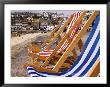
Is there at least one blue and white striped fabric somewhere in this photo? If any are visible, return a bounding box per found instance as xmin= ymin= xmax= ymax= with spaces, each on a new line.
xmin=27 ymin=15 xmax=100 ymax=77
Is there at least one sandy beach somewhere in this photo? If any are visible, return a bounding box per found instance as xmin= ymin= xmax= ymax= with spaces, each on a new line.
xmin=11 ymin=32 xmax=50 ymax=77
xmin=11 ymin=33 xmax=48 ymax=46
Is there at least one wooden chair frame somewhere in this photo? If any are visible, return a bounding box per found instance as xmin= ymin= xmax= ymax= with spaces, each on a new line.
xmin=28 ymin=14 xmax=82 ymax=62
xmin=28 ymin=14 xmax=74 ymax=53
xmin=28 ymin=12 xmax=84 ymax=66
xmin=24 ymin=11 xmax=84 ymax=71
xmin=25 ymin=11 xmax=98 ymax=73
xmin=42 ymin=11 xmax=87 ymax=67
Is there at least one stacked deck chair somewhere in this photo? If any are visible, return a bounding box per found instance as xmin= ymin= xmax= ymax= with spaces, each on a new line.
xmin=27 ymin=17 xmax=64 ymax=53
xmin=42 ymin=17 xmax=66 ymax=49
xmin=24 ymin=11 xmax=86 ymax=71
xmin=26 ymin=11 xmax=100 ymax=77
xmin=49 ymin=17 xmax=68 ymax=48
xmin=27 ymin=14 xmax=74 ymax=58
xmin=27 ymin=12 xmax=82 ymax=64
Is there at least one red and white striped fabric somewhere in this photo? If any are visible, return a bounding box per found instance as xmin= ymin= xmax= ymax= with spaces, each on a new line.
xmin=36 ymin=50 xmax=60 ymax=57
xmin=36 ymin=12 xmax=81 ymax=57
xmin=58 ymin=12 xmax=81 ymax=52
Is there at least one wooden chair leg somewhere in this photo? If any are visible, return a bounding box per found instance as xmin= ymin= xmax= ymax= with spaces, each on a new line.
xmin=72 ymin=49 xmax=78 ymax=60
xmin=78 ymin=39 xmax=83 ymax=52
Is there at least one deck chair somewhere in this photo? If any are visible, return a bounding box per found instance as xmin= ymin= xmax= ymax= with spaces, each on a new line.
xmin=41 ymin=17 xmax=65 ymax=48
xmin=26 ymin=13 xmax=100 ymax=77
xmin=27 ymin=12 xmax=82 ymax=63
xmin=27 ymin=18 xmax=64 ymax=52
xmin=36 ymin=12 xmax=82 ymax=57
xmin=27 ymin=14 xmax=74 ymax=56
xmin=24 ymin=11 xmax=86 ymax=70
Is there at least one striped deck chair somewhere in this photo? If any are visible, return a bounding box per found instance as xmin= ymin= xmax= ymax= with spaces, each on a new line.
xmin=27 ymin=14 xmax=100 ymax=77
xmin=48 ymin=17 xmax=68 ymax=48
xmin=50 ymin=17 xmax=70 ymax=46
xmin=25 ymin=11 xmax=98 ymax=74
xmin=27 ymin=18 xmax=64 ymax=53
xmin=27 ymin=14 xmax=74 ymax=55
xmin=24 ymin=11 xmax=87 ymax=70
xmin=42 ymin=17 xmax=67 ymax=49
xmin=27 ymin=12 xmax=82 ymax=63
xmin=35 ymin=12 xmax=81 ymax=57
xmin=42 ymin=17 xmax=64 ymax=44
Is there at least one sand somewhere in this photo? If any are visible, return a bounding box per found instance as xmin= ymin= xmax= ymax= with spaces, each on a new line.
xmin=11 ymin=32 xmax=50 ymax=77
xmin=11 ymin=33 xmax=47 ymax=46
